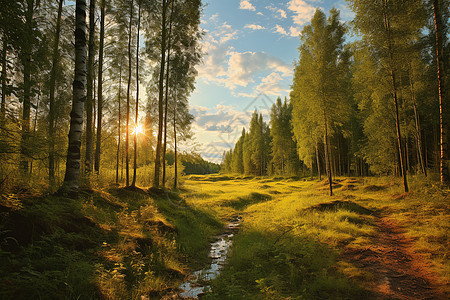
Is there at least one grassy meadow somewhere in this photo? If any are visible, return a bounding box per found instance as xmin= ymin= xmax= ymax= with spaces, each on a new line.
xmin=0 ymin=174 xmax=448 ymax=299
xmin=182 ymin=174 xmax=449 ymax=299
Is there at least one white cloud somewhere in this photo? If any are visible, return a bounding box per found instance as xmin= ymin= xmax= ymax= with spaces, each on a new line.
xmin=265 ymin=6 xmax=287 ymax=19
xmin=225 ymin=51 xmax=292 ymax=89
xmin=274 ymin=24 xmax=303 ymax=38
xmin=245 ymin=24 xmax=266 ymax=30
xmin=288 ymin=0 xmax=316 ymax=26
xmin=197 ymin=20 xmax=239 ymax=86
xmin=275 ymin=24 xmax=289 ymax=36
xmin=278 ymin=9 xmax=287 ymax=18
xmin=256 ymin=72 xmax=290 ymax=95
xmin=195 ymin=104 xmax=250 ymax=131
xmin=237 ymin=92 xmax=258 ymax=98
xmin=257 ymin=12 xmax=264 ymax=16
xmin=216 ymin=22 xmax=239 ymax=43
xmin=289 ymin=26 xmax=302 ymax=37
xmin=209 ymin=13 xmax=219 ymax=22
xmin=240 ymin=0 xmax=256 ymax=11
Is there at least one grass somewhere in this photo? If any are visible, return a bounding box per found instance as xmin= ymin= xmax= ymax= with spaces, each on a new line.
xmin=182 ymin=173 xmax=449 ymax=299
xmin=0 ymin=184 xmax=223 ymax=299
xmin=0 ymin=173 xmax=448 ymax=299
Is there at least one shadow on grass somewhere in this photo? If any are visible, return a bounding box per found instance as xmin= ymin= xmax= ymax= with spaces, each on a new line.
xmin=306 ymin=200 xmax=374 ymax=216
xmin=205 ymin=230 xmax=373 ymax=299
xmin=225 ymin=192 xmax=272 ymax=210
xmin=0 ymin=186 xmax=224 ymax=299
xmin=0 ymin=194 xmax=115 ymax=299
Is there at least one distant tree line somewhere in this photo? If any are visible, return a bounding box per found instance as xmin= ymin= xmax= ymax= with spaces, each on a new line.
xmin=165 ymin=151 xmax=220 ymax=175
xmin=0 ymin=0 xmax=203 ymax=197
xmin=222 ymin=98 xmax=302 ymax=177
xmin=223 ymin=1 xmax=449 ymax=195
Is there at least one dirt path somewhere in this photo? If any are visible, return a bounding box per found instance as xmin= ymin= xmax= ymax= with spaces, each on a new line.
xmin=342 ymin=210 xmax=445 ymax=300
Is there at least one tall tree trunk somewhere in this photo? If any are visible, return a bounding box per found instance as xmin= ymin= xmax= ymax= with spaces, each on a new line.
xmin=409 ymin=65 xmax=427 ymax=176
xmin=382 ymin=0 xmax=408 ymax=192
xmin=84 ymin=0 xmax=95 ymax=176
xmin=162 ymin=0 xmax=174 ymax=188
xmin=30 ymin=88 xmax=39 ymax=176
xmin=94 ymin=0 xmax=105 ymax=174
xmin=131 ymin=2 xmax=140 ymax=187
xmin=1 ymin=38 xmax=6 ymax=123
xmin=406 ymin=137 xmax=410 ymax=173
xmin=125 ymin=0 xmax=134 ymax=186
xmin=153 ymin=0 xmax=168 ymax=188
xmin=324 ymin=116 xmax=333 ymax=196
xmin=59 ymin=0 xmax=87 ymax=198
xmin=116 ymin=62 xmax=122 ymax=185
xmin=433 ymin=0 xmax=448 ymax=184
xmin=173 ymin=89 xmax=177 ymax=189
xmin=315 ymin=142 xmax=321 ymax=180
xmin=49 ymin=0 xmax=64 ymax=186
xmin=21 ymin=0 xmax=35 ymax=175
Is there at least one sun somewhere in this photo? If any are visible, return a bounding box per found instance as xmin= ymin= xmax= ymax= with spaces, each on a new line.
xmin=132 ymin=123 xmax=144 ymax=135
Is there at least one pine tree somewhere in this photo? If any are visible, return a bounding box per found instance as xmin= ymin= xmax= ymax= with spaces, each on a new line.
xmin=94 ymin=0 xmax=106 ymax=174
xmin=48 ymin=0 xmax=64 ymax=185
xmin=84 ymin=0 xmax=96 ymax=176
xmin=349 ymin=0 xmax=428 ymax=191
xmin=270 ymin=97 xmax=300 ymax=175
xmin=291 ymin=8 xmax=349 ymax=196
xmin=432 ymin=0 xmax=448 ymax=183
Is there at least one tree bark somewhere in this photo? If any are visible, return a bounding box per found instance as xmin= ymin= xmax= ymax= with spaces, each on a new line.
xmin=30 ymin=87 xmax=40 ymax=176
xmin=315 ymin=142 xmax=321 ymax=180
xmin=324 ymin=116 xmax=333 ymax=196
xmin=162 ymin=0 xmax=174 ymax=188
xmin=116 ymin=62 xmax=122 ymax=185
xmin=153 ymin=0 xmax=168 ymax=188
xmin=173 ymin=89 xmax=177 ymax=189
xmin=1 ymin=37 xmax=6 ymax=123
xmin=49 ymin=0 xmax=64 ymax=185
xmin=409 ymin=65 xmax=427 ymax=176
xmin=126 ymin=0 xmax=134 ymax=186
xmin=60 ymin=0 xmax=87 ymax=198
xmin=84 ymin=0 xmax=95 ymax=176
xmin=94 ymin=0 xmax=105 ymax=174
xmin=433 ymin=0 xmax=448 ymax=184
xmin=382 ymin=0 xmax=408 ymax=192
xmin=131 ymin=2 xmax=140 ymax=187
xmin=20 ymin=0 xmax=35 ymax=175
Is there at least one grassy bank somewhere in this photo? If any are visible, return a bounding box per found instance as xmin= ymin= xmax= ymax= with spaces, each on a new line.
xmin=0 ymin=186 xmax=222 ymax=299
xmin=182 ymin=174 xmax=449 ymax=299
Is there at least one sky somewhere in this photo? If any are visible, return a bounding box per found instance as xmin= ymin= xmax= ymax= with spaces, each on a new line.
xmin=189 ymin=0 xmax=355 ymax=163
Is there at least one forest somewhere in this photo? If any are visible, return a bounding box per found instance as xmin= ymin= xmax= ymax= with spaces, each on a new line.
xmin=0 ymin=0 xmax=449 ymax=299
xmin=0 ymin=0 xmax=207 ymax=195
xmin=222 ymin=2 xmax=449 ymax=196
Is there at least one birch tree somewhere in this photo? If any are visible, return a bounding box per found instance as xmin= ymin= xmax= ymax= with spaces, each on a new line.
xmin=59 ymin=0 xmax=87 ymax=197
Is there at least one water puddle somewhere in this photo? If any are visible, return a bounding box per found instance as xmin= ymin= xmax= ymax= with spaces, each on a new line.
xmin=179 ymin=216 xmax=241 ymax=298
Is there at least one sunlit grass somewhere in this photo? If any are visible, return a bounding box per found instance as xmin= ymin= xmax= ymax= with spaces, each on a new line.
xmin=182 ymin=173 xmax=449 ymax=298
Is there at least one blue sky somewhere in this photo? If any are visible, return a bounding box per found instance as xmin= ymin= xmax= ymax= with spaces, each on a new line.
xmin=189 ymin=0 xmax=355 ymax=163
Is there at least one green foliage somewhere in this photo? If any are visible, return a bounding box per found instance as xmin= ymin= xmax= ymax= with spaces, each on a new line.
xmin=269 ymin=97 xmax=301 ymax=176
xmin=222 ymin=111 xmax=271 ymax=176
xmin=206 ymin=230 xmax=367 ymax=300
xmin=290 ymin=8 xmax=352 ymax=180
xmin=166 ymin=150 xmax=220 ymax=175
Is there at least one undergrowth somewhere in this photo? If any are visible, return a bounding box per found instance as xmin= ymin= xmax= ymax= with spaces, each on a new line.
xmin=0 ymin=185 xmax=222 ymax=299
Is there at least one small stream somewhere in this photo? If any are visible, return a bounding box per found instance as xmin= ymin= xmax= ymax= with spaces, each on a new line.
xmin=179 ymin=216 xmax=241 ymax=298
